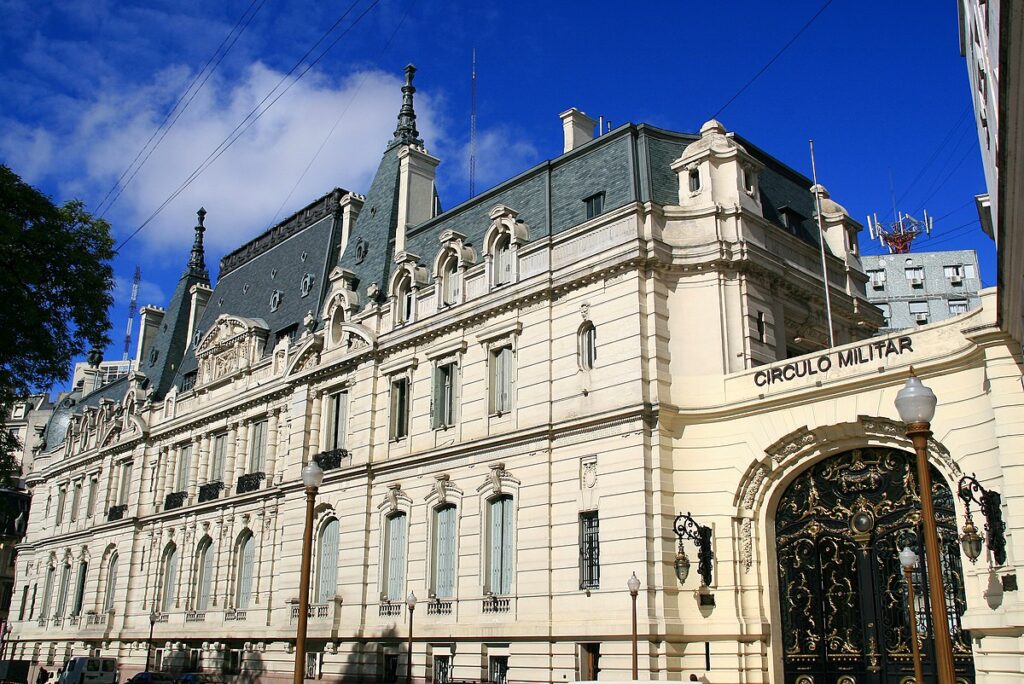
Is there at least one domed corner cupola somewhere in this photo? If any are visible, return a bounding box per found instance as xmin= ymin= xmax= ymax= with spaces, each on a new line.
xmin=670 ymin=118 xmax=764 ymax=216
xmin=811 ymin=183 xmax=860 ymax=262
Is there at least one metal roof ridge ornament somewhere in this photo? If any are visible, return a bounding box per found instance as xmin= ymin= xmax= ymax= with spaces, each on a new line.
xmin=390 ymin=64 xmax=424 ymax=149
xmin=186 ymin=207 xmax=210 ymax=281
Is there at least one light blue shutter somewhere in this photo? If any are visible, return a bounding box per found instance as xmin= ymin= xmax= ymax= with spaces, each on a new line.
xmin=42 ymin=568 xmax=54 ymax=618
xmin=162 ymin=548 xmax=178 ymax=611
xmin=72 ymin=562 xmax=87 ymax=615
xmin=431 ymin=368 xmax=443 ymax=429
xmin=56 ymin=565 xmax=70 ymax=617
xmin=387 ymin=514 xmax=407 ymax=600
xmin=177 ymin=446 xmax=191 ymax=491
xmin=500 ymin=497 xmax=514 ymax=594
xmin=237 ymin=535 xmax=255 ymax=608
xmin=498 ymin=348 xmax=512 ymax=412
xmin=489 ymin=499 xmax=503 ymax=593
xmin=103 ymin=554 xmax=118 ymax=611
xmin=435 ymin=506 xmax=456 ymax=598
xmin=333 ymin=393 xmax=348 ymax=450
xmin=250 ymin=422 xmax=266 ymax=472
xmin=197 ymin=542 xmax=213 ymax=610
xmin=316 ymin=520 xmax=339 ymax=603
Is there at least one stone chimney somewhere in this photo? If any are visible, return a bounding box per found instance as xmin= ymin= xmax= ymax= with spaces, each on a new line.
xmin=559 ymin=108 xmax=596 ymax=153
xmin=136 ymin=306 xmax=165 ymax=362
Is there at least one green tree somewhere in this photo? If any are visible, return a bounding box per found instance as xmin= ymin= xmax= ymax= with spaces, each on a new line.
xmin=0 ymin=164 xmax=115 ymax=484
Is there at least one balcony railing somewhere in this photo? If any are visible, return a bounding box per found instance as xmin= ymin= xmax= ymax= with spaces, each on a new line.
xmin=107 ymin=504 xmax=128 ymax=522
xmin=224 ymin=608 xmax=247 ymax=621
xmin=68 ymin=615 xmax=80 ymax=626
xmin=236 ymin=472 xmax=265 ymax=495
xmin=85 ymin=611 xmax=111 ymax=627
xmin=289 ymin=603 xmax=331 ymax=623
xmin=314 ymin=448 xmax=349 ymax=472
xmin=378 ymin=602 xmax=402 ymax=617
xmin=156 ymin=613 xmax=169 ymax=623
xmin=426 ymin=600 xmax=453 ymax=616
xmin=198 ymin=481 xmax=224 ymax=503
xmin=164 ymin=491 xmax=187 ymax=510
xmin=184 ymin=611 xmax=206 ymax=623
xmin=481 ymin=596 xmax=511 ymax=614
xmin=36 ymin=617 xmax=47 ymax=627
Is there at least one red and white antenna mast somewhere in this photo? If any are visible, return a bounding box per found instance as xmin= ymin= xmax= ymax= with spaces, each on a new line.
xmin=866 ymin=211 xmax=934 ymax=254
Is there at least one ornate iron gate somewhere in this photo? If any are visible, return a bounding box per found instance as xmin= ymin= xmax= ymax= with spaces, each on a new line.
xmin=775 ymin=448 xmax=975 ymax=684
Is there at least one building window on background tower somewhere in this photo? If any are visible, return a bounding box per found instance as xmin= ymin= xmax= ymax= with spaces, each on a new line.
xmin=904 ymin=266 xmax=924 ymax=284
xmin=944 ymin=264 xmax=965 ymax=281
xmin=578 ymin=323 xmax=597 ymax=370
xmin=432 ymin=363 xmax=456 ymax=429
xmin=949 ymin=299 xmax=969 ymax=315
xmin=383 ymin=512 xmax=407 ymax=601
xmin=909 ymin=301 xmax=929 ymax=324
xmin=489 ymin=345 xmax=514 ymax=415
xmin=389 ymin=377 xmax=410 ymax=441
xmin=487 ymin=495 xmax=514 ymax=595
xmin=579 ymin=511 xmax=600 ymax=590
xmin=868 ymin=269 xmax=886 ymax=288
xmin=584 ymin=192 xmax=605 ymax=220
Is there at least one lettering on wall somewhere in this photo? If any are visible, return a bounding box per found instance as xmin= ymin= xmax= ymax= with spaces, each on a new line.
xmin=754 ymin=336 xmax=913 ymax=388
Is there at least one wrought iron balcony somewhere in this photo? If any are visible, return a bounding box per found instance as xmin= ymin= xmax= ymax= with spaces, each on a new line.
xmin=314 ymin=448 xmax=349 ymax=472
xmin=426 ymin=600 xmax=453 ymax=616
xmin=198 ymin=481 xmax=224 ymax=503
xmin=164 ymin=491 xmax=187 ymax=510
xmin=236 ymin=472 xmax=265 ymax=494
xmin=481 ymin=596 xmax=510 ymax=614
xmin=107 ymin=504 xmax=128 ymax=522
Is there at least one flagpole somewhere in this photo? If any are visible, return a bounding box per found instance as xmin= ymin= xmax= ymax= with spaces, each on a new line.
xmin=809 ymin=139 xmax=836 ymax=348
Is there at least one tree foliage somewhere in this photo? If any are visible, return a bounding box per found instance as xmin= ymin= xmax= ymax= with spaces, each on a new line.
xmin=0 ymin=164 xmax=115 ymax=480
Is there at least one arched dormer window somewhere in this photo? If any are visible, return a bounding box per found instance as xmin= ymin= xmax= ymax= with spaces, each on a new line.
xmin=578 ymin=322 xmax=597 ymax=370
xmin=234 ymin=532 xmax=255 ymax=609
xmin=440 ymin=252 xmax=460 ymax=306
xmin=394 ymin=273 xmax=414 ymax=325
xmin=492 ymin=234 xmax=512 ymax=287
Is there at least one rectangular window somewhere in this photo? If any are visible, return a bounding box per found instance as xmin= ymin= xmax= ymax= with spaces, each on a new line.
xmin=249 ymin=420 xmax=267 ymax=473
xmin=432 ymin=363 xmax=456 ymax=429
xmin=489 ymin=656 xmax=509 ymax=684
xmin=909 ymin=300 xmax=929 ymax=324
xmin=180 ymin=372 xmax=196 ymax=392
xmin=688 ymin=168 xmax=701 ymax=193
xmin=965 ymin=263 xmax=977 ymax=280
xmin=949 ymin=299 xmax=969 ymax=315
xmin=326 ymin=391 xmax=348 ymax=451
xmin=868 ymin=269 xmax=886 ymax=287
xmin=390 ymin=378 xmax=410 ymax=441
xmin=904 ymin=266 xmax=924 ymax=281
xmin=488 ymin=496 xmax=514 ymax=595
xmin=55 ymin=488 xmax=66 ymax=523
xmin=755 ymin=311 xmax=766 ymax=343
xmin=305 ymin=652 xmax=323 ymax=680
xmin=579 ymin=511 xmax=600 ymax=590
xmin=211 ymin=433 xmax=228 ymax=481
xmin=384 ymin=513 xmax=408 ymax=600
xmin=489 ymin=346 xmax=514 ymax=415
xmin=18 ymin=585 xmax=28 ymax=620
xmin=176 ymin=445 xmax=192 ymax=491
xmin=433 ymin=656 xmax=452 ymax=684
xmin=224 ymin=649 xmax=243 ymax=676
xmin=384 ymin=654 xmax=399 ymax=684
xmin=86 ymin=479 xmax=97 ymax=517
xmin=118 ymin=463 xmax=132 ymax=505
xmin=28 ymin=584 xmax=36 ymax=619
xmin=71 ymin=564 xmax=87 ymax=616
xmin=944 ymin=264 xmax=964 ymax=279
xmin=584 ymin=193 xmax=605 ymax=220
xmin=70 ymin=482 xmax=81 ymax=522
xmin=432 ymin=505 xmax=457 ymax=598
xmin=578 ymin=644 xmax=600 ymax=681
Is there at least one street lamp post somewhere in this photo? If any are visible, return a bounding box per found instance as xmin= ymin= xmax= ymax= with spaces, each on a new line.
xmin=406 ymin=591 xmax=417 ymax=684
xmin=899 ymin=547 xmax=925 ymax=684
xmin=627 ymin=573 xmax=640 ymax=679
xmin=895 ymin=372 xmax=956 ymax=684
xmin=293 ymin=461 xmax=325 ymax=684
xmin=145 ymin=610 xmax=159 ymax=672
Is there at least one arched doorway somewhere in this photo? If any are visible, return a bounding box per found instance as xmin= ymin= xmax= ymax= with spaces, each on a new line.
xmin=775 ymin=447 xmax=975 ymax=683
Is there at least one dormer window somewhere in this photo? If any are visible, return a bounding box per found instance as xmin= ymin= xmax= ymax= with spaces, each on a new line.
xmin=270 ymin=289 xmax=283 ymax=312
xmin=493 ymin=235 xmax=512 ymax=287
xmin=300 ymin=273 xmax=315 ymax=298
xmin=584 ymin=193 xmax=605 ymax=220
xmin=440 ymin=254 xmax=460 ymax=306
xmin=688 ymin=168 xmax=701 ymax=193
xmin=394 ymin=274 xmax=414 ymax=325
xmin=742 ymin=166 xmax=756 ymax=195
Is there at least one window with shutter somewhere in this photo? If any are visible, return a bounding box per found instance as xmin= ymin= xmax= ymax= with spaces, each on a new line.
xmin=161 ymin=546 xmax=178 ymax=612
xmin=432 ymin=364 xmax=456 ymax=429
xmin=55 ymin=564 xmax=70 ymax=617
xmin=390 ymin=378 xmax=409 ymax=440
xmin=433 ymin=505 xmax=456 ymax=598
xmin=488 ymin=496 xmax=513 ymax=595
xmin=70 ymin=483 xmax=81 ymax=522
xmin=442 ymin=256 xmax=460 ymax=306
xmin=489 ymin=346 xmax=514 ymax=414
xmin=235 ymin=534 xmax=255 ymax=608
xmin=103 ymin=554 xmax=118 ymax=612
xmin=249 ymin=421 xmax=267 ymax=472
xmin=177 ymin=445 xmax=192 ymax=491
xmin=211 ymin=434 xmax=227 ymax=480
xmin=71 ymin=562 xmax=87 ymax=616
xmin=385 ymin=513 xmax=407 ymax=600
xmin=55 ymin=489 xmax=65 ymax=523
xmin=493 ymin=236 xmax=512 ymax=286
xmin=41 ymin=567 xmax=54 ymax=618
xmin=86 ymin=479 xmax=97 ymax=517
xmin=327 ymin=392 xmax=348 ymax=450
xmin=118 ymin=463 xmax=132 ymax=505
xmin=196 ymin=540 xmax=214 ymax=610
xmin=316 ymin=519 xmax=340 ymax=603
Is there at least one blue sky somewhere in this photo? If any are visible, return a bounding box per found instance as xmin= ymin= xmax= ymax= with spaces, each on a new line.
xmin=0 ymin=0 xmax=991 ymax=381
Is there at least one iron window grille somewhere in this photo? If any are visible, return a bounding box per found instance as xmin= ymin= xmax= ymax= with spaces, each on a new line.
xmin=579 ymin=511 xmax=600 ymax=589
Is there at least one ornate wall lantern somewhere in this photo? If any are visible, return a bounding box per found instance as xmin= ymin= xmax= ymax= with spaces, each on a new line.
xmin=957 ymin=473 xmax=1006 ymax=565
xmin=673 ymin=511 xmax=713 ymax=586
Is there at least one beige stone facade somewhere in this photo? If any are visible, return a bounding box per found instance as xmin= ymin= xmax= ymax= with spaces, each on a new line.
xmin=10 ymin=78 xmax=1024 ymax=684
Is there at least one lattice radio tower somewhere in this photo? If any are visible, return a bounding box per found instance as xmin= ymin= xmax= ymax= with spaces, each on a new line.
xmin=123 ymin=265 xmax=141 ymax=360
xmin=866 ymin=211 xmax=933 ymax=254
xmin=469 ymin=48 xmax=477 ymax=197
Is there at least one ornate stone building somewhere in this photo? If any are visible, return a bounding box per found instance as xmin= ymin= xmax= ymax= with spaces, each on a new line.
xmin=10 ymin=67 xmax=1024 ymax=683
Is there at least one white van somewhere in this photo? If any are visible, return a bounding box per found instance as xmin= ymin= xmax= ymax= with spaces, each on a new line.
xmin=57 ymin=658 xmax=118 ymax=684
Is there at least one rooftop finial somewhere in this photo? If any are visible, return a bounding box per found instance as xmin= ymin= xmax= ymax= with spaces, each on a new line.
xmin=186 ymin=207 xmax=210 ymax=281
xmin=391 ymin=64 xmax=423 ymax=148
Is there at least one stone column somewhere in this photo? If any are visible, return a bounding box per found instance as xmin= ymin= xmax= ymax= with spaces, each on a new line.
xmin=265 ymin=409 xmax=280 ymax=484
xmin=235 ymin=422 xmax=250 ymax=482
xmin=167 ymin=446 xmax=180 ymax=496
xmin=223 ymin=423 xmax=238 ymax=489
xmin=309 ymin=391 xmax=323 ymax=458
xmin=189 ymin=436 xmax=202 ymax=496
xmin=197 ymin=434 xmax=211 ymax=486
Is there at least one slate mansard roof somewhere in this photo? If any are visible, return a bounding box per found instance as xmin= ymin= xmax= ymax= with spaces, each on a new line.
xmin=40 ymin=71 xmax=837 ymax=449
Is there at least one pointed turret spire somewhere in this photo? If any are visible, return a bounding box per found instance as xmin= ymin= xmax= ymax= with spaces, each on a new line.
xmin=390 ymin=64 xmax=423 ymax=149
xmin=186 ymin=207 xmax=210 ymax=281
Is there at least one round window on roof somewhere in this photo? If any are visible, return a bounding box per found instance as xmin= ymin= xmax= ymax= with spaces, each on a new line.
xmin=300 ymin=273 xmax=315 ymax=298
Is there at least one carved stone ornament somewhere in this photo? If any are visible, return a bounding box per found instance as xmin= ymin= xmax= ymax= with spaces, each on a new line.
xmin=740 ymin=518 xmax=753 ymax=573
xmin=580 ymin=303 xmax=590 ymax=321
xmin=433 ymin=474 xmax=450 ymax=504
xmin=489 ymin=463 xmax=506 ymax=494
xmin=387 ymin=483 xmax=402 ymax=513
xmin=581 ymin=458 xmax=597 ymax=489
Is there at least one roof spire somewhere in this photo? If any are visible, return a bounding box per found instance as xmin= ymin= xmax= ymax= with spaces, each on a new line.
xmin=390 ymin=64 xmax=423 ymax=148
xmin=186 ymin=207 xmax=210 ymax=281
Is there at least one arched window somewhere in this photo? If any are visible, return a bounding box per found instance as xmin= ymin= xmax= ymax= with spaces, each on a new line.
xmin=315 ymin=519 xmax=340 ymax=604
xmin=194 ymin=538 xmax=214 ymax=611
xmin=234 ymin=533 xmax=255 ymax=609
xmin=432 ymin=505 xmax=457 ymax=598
xmin=160 ymin=544 xmax=179 ymax=612
xmin=578 ymin=322 xmax=597 ymax=370
xmin=487 ymin=495 xmax=514 ymax=595
xmin=492 ymin=235 xmax=512 ymax=286
xmin=41 ymin=566 xmax=55 ymax=619
xmin=55 ymin=562 xmax=71 ymax=618
xmin=688 ymin=167 xmax=701 ymax=193
xmin=383 ymin=512 xmax=407 ymax=601
xmin=102 ymin=553 xmax=118 ymax=612
xmin=440 ymin=254 xmax=460 ymax=306
xmin=71 ymin=561 xmax=87 ymax=617
xmin=394 ymin=274 xmax=414 ymax=324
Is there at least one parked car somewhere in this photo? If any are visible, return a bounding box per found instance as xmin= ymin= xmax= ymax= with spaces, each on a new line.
xmin=175 ymin=674 xmax=225 ymax=684
xmin=124 ymin=673 xmax=174 ymax=684
xmin=57 ymin=658 xmax=118 ymax=684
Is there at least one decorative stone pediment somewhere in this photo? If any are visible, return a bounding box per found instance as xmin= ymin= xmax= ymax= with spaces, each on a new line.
xmin=434 ymin=230 xmax=477 ymax=274
xmin=485 ymin=205 xmax=529 ymax=250
xmin=286 ymin=334 xmax=324 ymax=376
xmin=194 ymin=315 xmax=269 ymax=387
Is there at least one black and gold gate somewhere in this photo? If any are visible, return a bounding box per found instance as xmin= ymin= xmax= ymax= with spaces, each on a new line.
xmin=775 ymin=448 xmax=975 ymax=684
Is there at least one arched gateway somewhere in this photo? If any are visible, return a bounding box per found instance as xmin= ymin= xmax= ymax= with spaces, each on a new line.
xmin=775 ymin=448 xmax=975 ymax=683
